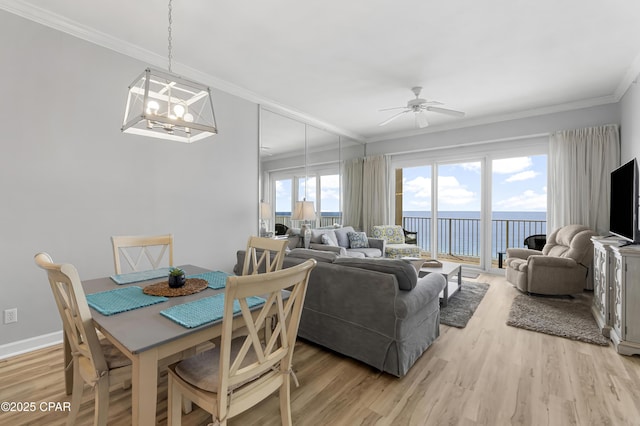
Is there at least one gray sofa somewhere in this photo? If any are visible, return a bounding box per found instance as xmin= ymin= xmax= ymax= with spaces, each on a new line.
xmin=285 ymin=226 xmax=385 ymax=258
xmin=234 ymin=248 xmax=446 ymax=377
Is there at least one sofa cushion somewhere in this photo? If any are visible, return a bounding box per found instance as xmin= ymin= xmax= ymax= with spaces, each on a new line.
xmin=321 ymin=233 xmax=338 ymax=246
xmin=372 ymin=225 xmax=406 ymax=244
xmin=310 ymin=229 xmax=338 ymax=245
xmin=334 ymin=226 xmax=356 ymax=248
xmin=347 ymin=231 xmax=369 ymax=248
xmin=385 ymin=244 xmax=421 ymax=259
xmin=348 ymin=248 xmax=382 ymax=258
xmin=333 ymin=257 xmax=418 ymax=291
xmin=287 ymin=248 xmax=338 ymax=263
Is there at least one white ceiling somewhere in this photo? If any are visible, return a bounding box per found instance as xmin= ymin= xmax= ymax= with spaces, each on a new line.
xmin=4 ymin=0 xmax=640 ymax=142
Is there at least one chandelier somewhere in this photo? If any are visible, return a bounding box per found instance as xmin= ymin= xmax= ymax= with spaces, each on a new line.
xmin=121 ymin=0 xmax=217 ymax=143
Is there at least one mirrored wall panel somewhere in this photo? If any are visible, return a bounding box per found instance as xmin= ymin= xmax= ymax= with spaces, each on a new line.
xmin=259 ymin=107 xmax=365 ymax=235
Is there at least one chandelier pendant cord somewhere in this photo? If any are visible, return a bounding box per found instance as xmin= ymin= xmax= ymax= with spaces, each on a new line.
xmin=167 ymin=0 xmax=173 ymax=73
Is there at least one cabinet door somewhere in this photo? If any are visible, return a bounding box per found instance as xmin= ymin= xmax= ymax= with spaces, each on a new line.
xmin=625 ymin=256 xmax=640 ymax=343
xmin=613 ymin=255 xmax=624 ymax=338
xmin=593 ymin=246 xmax=607 ymax=320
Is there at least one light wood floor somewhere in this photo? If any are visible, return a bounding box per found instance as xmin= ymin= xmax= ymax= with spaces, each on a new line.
xmin=2 ymin=274 xmax=640 ymax=425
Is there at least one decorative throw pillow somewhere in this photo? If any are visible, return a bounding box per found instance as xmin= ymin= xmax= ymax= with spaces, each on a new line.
xmin=321 ymin=233 xmax=338 ymax=246
xmin=347 ymin=231 xmax=369 ymax=248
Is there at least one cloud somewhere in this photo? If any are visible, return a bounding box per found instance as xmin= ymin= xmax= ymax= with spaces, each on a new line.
xmin=438 ymin=176 xmax=476 ymax=206
xmin=275 ymin=180 xmax=289 ymax=196
xmin=403 ymin=176 xmax=431 ymax=199
xmin=321 ymin=174 xmax=340 ymax=189
xmin=403 ymin=175 xmax=477 ymax=209
xmin=505 ymin=170 xmax=539 ymax=182
xmin=494 ymin=189 xmax=547 ymax=211
xmin=460 ymin=162 xmax=481 ymax=173
xmin=493 ymin=157 xmax=533 ymax=174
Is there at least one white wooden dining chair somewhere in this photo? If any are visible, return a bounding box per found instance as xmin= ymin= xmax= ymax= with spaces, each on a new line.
xmin=111 ymin=234 xmax=174 ymax=274
xmin=167 ymin=258 xmax=317 ymax=426
xmin=241 ymin=236 xmax=289 ymax=276
xmin=34 ymin=252 xmax=131 ymax=426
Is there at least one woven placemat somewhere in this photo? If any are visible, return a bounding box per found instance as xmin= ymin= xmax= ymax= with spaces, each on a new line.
xmin=143 ymin=278 xmax=208 ymax=297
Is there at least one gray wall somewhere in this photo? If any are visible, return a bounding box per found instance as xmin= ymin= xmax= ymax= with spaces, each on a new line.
xmin=620 ymin=81 xmax=640 ymax=162
xmin=0 ymin=11 xmax=258 ymax=349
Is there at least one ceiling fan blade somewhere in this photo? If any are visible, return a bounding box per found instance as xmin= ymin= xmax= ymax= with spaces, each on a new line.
xmin=379 ymin=106 xmax=407 ymax=112
xmin=425 ymin=106 xmax=465 ymax=117
xmin=379 ymin=110 xmax=409 ymax=126
xmin=415 ymin=111 xmax=429 ymax=128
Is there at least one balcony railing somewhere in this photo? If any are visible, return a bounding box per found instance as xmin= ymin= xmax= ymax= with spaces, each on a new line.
xmin=403 ymin=216 xmax=546 ymax=260
xmin=275 ymin=213 xmax=546 ymax=261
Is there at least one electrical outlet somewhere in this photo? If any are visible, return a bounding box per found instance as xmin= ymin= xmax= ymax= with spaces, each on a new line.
xmin=4 ymin=308 xmax=17 ymax=324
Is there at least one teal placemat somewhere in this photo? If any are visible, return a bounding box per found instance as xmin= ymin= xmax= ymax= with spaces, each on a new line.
xmin=87 ymin=286 xmax=168 ymax=316
xmin=160 ymin=294 xmax=265 ymax=328
xmin=110 ymin=267 xmax=171 ymax=285
xmin=187 ymin=271 xmax=232 ymax=290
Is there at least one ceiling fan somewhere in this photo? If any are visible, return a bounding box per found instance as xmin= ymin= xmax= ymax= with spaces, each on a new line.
xmin=379 ymin=86 xmax=465 ymax=128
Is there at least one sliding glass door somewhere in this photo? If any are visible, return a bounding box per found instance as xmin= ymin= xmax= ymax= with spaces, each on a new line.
xmin=393 ymin=146 xmax=547 ymax=270
xmin=437 ymin=161 xmax=482 ymax=267
xmin=491 ymin=155 xmax=547 ymax=267
xmin=400 ymin=165 xmax=433 ymax=256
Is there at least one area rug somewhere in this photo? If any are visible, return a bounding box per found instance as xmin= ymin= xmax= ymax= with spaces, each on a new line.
xmin=440 ymin=281 xmax=489 ymax=328
xmin=506 ymin=293 xmax=609 ymax=346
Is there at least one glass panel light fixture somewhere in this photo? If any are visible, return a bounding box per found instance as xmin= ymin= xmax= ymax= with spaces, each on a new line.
xmin=121 ymin=0 xmax=217 ymax=143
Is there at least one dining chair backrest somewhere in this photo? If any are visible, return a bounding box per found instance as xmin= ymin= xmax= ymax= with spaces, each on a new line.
xmin=35 ymin=252 xmax=131 ymax=425
xmin=167 ymin=258 xmax=317 ymax=425
xmin=218 ymin=258 xmax=316 ymax=420
xmin=35 ymin=252 xmax=108 ymax=376
xmin=240 ymin=236 xmax=288 ymax=276
xmin=111 ymin=234 xmax=174 ymax=274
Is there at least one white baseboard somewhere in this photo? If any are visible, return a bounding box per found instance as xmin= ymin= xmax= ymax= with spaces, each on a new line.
xmin=0 ymin=331 xmax=63 ymax=360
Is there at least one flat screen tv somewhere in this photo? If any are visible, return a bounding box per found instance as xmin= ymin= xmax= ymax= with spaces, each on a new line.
xmin=610 ymin=158 xmax=639 ymax=244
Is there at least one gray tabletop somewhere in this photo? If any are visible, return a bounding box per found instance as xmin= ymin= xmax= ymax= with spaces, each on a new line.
xmin=83 ymin=265 xmax=225 ymax=354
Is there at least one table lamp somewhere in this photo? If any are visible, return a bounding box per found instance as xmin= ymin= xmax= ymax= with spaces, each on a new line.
xmin=292 ymin=200 xmax=316 ymax=249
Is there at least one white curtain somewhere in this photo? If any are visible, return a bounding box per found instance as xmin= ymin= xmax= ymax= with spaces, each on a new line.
xmin=548 ymin=124 xmax=620 ymax=235
xmin=342 ymin=158 xmax=364 ymax=230
xmin=362 ymin=155 xmax=389 ymax=234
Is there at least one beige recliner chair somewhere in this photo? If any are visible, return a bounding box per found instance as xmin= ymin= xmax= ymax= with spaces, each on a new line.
xmin=505 ymin=224 xmax=598 ymax=295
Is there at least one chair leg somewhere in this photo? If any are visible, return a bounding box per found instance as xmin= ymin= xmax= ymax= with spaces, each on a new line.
xmin=280 ymin=376 xmax=292 ymax=426
xmin=67 ymin=360 xmax=84 ymax=426
xmin=167 ymin=373 xmax=183 ymax=426
xmin=94 ymin=376 xmax=110 ymax=426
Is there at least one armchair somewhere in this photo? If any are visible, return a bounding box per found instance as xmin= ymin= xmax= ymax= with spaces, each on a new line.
xmin=371 ymin=225 xmax=421 ymax=258
xmin=505 ymin=224 xmax=598 ymax=295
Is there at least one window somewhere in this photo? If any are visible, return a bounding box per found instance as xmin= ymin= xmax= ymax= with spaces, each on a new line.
xmin=274 ymin=171 xmax=342 ymax=228
xmin=392 ymin=139 xmax=547 ymax=270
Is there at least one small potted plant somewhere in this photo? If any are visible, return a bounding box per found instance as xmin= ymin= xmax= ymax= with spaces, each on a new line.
xmin=168 ymin=267 xmax=186 ymax=288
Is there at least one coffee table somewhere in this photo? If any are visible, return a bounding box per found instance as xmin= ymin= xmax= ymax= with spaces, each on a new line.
xmin=418 ymin=261 xmax=462 ymax=307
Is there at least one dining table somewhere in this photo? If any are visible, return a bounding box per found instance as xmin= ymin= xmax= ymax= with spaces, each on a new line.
xmin=64 ymin=264 xmax=248 ymax=426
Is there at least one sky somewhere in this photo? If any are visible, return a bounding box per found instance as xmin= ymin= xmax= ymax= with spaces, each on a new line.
xmin=402 ymin=155 xmax=547 ymax=212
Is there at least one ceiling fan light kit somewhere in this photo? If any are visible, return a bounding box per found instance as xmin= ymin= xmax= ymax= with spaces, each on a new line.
xmin=379 ymin=86 xmax=465 ymax=128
